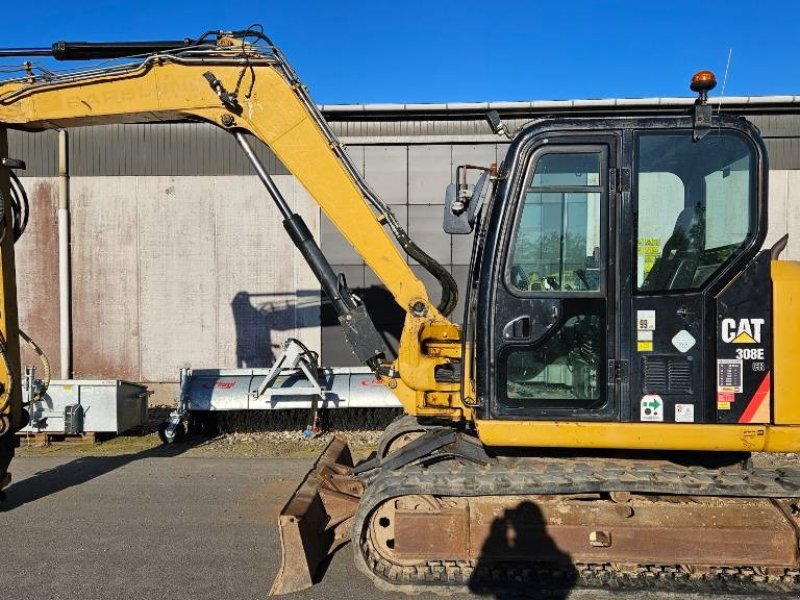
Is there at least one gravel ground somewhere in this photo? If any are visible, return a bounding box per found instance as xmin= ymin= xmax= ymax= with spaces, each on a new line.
xmin=14 ymin=406 xmax=394 ymax=461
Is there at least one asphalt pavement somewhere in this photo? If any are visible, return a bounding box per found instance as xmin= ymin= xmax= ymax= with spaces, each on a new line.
xmin=0 ymin=452 xmax=760 ymax=600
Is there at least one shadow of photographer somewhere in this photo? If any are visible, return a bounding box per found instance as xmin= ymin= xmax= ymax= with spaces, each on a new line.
xmin=468 ymin=500 xmax=577 ymax=599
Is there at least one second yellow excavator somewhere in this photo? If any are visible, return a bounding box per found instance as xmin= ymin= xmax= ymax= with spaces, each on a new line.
xmin=0 ymin=28 xmax=798 ymax=597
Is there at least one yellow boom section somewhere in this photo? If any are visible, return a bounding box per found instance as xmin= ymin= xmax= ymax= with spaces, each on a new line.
xmin=0 ymin=61 xmax=429 ymax=310
xmin=0 ymin=130 xmax=22 ymax=435
xmin=0 ymin=52 xmax=465 ymax=419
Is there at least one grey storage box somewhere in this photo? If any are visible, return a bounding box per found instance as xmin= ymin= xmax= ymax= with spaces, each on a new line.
xmin=21 ymin=380 xmax=150 ymax=434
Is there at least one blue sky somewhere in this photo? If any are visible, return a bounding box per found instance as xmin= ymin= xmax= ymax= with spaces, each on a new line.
xmin=6 ymin=1 xmax=799 ymax=104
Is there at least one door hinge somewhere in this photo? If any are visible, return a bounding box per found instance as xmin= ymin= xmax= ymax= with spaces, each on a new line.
xmin=608 ymin=359 xmax=629 ymax=382
xmin=609 ymin=168 xmax=630 ymax=193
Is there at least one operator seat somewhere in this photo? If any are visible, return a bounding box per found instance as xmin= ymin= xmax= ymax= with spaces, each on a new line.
xmin=642 ymin=204 xmax=704 ymax=290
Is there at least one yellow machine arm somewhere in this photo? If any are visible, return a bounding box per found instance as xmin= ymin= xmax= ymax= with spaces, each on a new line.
xmin=0 ymin=30 xmax=468 ymax=443
xmin=0 ymin=131 xmax=22 ymax=463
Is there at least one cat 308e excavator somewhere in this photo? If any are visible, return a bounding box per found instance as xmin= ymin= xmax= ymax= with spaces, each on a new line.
xmin=0 ymin=28 xmax=799 ymax=597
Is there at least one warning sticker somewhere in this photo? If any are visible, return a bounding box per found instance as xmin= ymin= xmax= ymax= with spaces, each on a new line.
xmin=640 ymin=394 xmax=663 ymax=422
xmin=717 ymin=391 xmax=735 ymax=403
xmin=675 ymin=404 xmax=695 ymax=423
xmin=717 ymin=391 xmax=734 ymax=411
xmin=671 ymin=330 xmax=696 ymax=353
xmin=637 ymin=238 xmax=662 ymax=278
xmin=717 ymin=359 xmax=743 ymax=393
xmin=637 ymin=310 xmax=656 ymax=331
xmin=637 ymin=340 xmax=653 ymax=352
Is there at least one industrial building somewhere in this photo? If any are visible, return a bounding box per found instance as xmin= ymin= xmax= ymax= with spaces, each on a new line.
xmin=8 ymin=96 xmax=800 ymax=397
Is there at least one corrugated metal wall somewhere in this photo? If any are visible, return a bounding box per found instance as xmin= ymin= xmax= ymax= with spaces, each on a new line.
xmin=8 ymin=107 xmax=800 ymax=376
xmin=8 ymin=125 xmax=288 ymax=177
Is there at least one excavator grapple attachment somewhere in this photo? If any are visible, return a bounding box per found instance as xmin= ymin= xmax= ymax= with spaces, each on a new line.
xmin=270 ymin=436 xmax=364 ymax=596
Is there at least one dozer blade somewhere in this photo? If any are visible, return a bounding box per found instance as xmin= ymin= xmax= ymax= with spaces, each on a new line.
xmin=270 ymin=435 xmax=365 ymax=596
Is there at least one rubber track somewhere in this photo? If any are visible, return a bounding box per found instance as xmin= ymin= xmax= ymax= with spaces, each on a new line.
xmin=352 ymin=458 xmax=800 ymax=595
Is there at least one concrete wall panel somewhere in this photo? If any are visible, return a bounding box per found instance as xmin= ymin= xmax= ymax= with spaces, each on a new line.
xmin=766 ymin=170 xmax=789 ymax=254
xmin=344 ymin=146 xmax=365 ymax=175
xmin=784 ymin=170 xmax=800 ymax=260
xmin=408 ymin=145 xmax=451 ymax=205
xmin=15 ymin=178 xmax=61 ymax=375
xmin=67 ymin=175 xmax=320 ymax=383
xmin=363 ymin=146 xmax=407 ymax=205
xmin=136 ymin=177 xmax=219 ymax=381
xmin=497 ymin=144 xmax=511 ymax=164
xmin=9 ymin=120 xmax=800 ymax=381
xmin=71 ymin=177 xmax=141 ymax=380
xmin=408 ymin=205 xmax=450 ymax=266
xmin=451 ymin=230 xmax=476 ymax=266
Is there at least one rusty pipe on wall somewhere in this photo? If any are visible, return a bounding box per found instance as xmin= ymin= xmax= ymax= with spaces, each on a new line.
xmin=57 ymin=129 xmax=71 ymax=379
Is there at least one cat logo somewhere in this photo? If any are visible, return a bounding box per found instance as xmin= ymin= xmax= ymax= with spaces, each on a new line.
xmin=721 ymin=318 xmax=764 ymax=344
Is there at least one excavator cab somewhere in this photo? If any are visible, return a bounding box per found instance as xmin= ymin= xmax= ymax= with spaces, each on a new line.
xmin=472 ymin=115 xmax=768 ymax=427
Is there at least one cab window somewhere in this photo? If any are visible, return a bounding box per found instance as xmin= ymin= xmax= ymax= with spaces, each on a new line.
xmin=509 ymin=152 xmax=602 ymax=292
xmin=636 ymin=132 xmax=755 ymax=292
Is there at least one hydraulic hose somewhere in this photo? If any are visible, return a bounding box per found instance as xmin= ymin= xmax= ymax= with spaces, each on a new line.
xmin=19 ymin=328 xmax=51 ymax=402
xmin=229 ymin=28 xmax=460 ymax=317
xmin=0 ymin=169 xmax=30 ymax=244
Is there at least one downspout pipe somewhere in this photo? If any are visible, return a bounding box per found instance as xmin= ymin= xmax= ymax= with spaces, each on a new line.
xmin=57 ymin=130 xmax=71 ymax=380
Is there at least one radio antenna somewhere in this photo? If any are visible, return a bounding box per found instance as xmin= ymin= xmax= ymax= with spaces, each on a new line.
xmin=717 ymin=48 xmax=733 ymax=116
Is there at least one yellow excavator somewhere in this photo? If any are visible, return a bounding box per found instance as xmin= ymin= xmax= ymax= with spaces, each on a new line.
xmin=0 ymin=28 xmax=799 ymax=597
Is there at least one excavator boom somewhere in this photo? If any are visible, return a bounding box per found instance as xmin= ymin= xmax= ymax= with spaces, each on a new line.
xmin=0 ymin=28 xmax=466 ymax=432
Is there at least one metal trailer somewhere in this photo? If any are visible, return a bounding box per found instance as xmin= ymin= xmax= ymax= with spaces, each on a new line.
xmin=20 ymin=375 xmax=150 ymax=435
xmin=159 ymin=339 xmax=402 ymax=442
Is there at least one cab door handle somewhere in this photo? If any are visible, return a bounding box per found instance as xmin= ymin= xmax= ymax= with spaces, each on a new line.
xmin=503 ymin=316 xmax=531 ymax=340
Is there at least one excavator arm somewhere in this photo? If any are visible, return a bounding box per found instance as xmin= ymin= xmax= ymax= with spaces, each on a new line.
xmin=0 ymin=30 xmax=469 ymax=441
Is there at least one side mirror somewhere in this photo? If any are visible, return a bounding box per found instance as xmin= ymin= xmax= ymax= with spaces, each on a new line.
xmin=443 ymin=167 xmax=491 ymax=234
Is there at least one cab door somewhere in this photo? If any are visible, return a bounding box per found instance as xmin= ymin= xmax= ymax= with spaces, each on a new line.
xmin=481 ymin=132 xmax=620 ymax=421
xmin=628 ymin=128 xmax=762 ymax=425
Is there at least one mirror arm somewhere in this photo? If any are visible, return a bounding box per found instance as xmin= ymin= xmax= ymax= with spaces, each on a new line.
xmin=443 ymin=164 xmax=496 ymax=235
